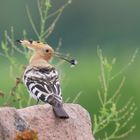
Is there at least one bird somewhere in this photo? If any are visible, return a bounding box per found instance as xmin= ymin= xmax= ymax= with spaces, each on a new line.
xmin=17 ymin=39 xmax=77 ymax=119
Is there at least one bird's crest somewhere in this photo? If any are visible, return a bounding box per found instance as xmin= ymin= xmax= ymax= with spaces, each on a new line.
xmin=16 ymin=39 xmax=50 ymax=50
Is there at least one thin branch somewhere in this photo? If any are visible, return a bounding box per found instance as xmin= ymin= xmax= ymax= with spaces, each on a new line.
xmin=4 ymin=66 xmax=26 ymax=105
xmin=43 ymin=0 xmax=71 ymax=39
xmin=55 ymin=38 xmax=62 ymax=52
xmin=6 ymin=34 xmax=25 ymax=55
xmin=37 ymin=0 xmax=43 ymax=21
xmin=72 ymin=91 xmax=82 ymax=103
xmin=106 ymin=77 xmax=125 ymax=104
xmin=26 ymin=6 xmax=39 ymax=37
xmin=97 ymin=47 xmax=108 ymax=103
xmin=47 ymin=0 xmax=71 ymax=20
xmin=43 ymin=10 xmax=62 ymax=39
xmin=110 ymin=48 xmax=139 ymax=81
xmin=65 ymin=97 xmax=71 ymax=103
xmin=97 ymin=90 xmax=104 ymax=106
xmin=113 ymin=125 xmax=136 ymax=139
xmin=118 ymin=97 xmax=133 ymax=114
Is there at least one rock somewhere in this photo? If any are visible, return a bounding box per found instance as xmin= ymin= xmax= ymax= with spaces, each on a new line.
xmin=0 ymin=104 xmax=95 ymax=140
xmin=0 ymin=107 xmax=30 ymax=140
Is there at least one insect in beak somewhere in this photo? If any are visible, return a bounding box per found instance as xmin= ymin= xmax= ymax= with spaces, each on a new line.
xmin=54 ymin=52 xmax=78 ymax=67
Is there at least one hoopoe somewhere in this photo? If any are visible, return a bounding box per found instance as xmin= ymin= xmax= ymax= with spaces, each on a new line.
xmin=17 ymin=40 xmax=77 ymax=119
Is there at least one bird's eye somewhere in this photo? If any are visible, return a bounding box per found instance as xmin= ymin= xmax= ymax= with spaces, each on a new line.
xmin=45 ymin=49 xmax=49 ymax=53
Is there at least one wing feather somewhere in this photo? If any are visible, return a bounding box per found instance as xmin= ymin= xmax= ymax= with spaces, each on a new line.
xmin=23 ymin=67 xmax=62 ymax=103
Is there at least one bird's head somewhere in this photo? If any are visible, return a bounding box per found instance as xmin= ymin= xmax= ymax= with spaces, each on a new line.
xmin=17 ymin=39 xmax=77 ymax=66
xmin=17 ymin=39 xmax=54 ymax=61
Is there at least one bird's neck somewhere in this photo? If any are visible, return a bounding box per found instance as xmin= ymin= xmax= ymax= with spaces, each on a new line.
xmin=29 ymin=53 xmax=52 ymax=68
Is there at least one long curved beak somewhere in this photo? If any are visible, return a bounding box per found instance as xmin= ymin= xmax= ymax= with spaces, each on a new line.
xmin=54 ymin=52 xmax=77 ymax=66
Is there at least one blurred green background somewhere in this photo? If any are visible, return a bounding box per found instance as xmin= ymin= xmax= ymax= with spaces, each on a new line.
xmin=0 ymin=0 xmax=140 ymax=140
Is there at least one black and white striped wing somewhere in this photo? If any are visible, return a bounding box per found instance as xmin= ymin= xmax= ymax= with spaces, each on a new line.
xmin=23 ymin=67 xmax=62 ymax=103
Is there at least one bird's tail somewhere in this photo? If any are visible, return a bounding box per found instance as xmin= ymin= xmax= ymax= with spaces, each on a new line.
xmin=47 ymin=95 xmax=69 ymax=119
xmin=53 ymin=105 xmax=69 ymax=119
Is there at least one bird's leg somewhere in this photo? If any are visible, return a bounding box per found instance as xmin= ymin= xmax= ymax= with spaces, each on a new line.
xmin=36 ymin=99 xmax=39 ymax=105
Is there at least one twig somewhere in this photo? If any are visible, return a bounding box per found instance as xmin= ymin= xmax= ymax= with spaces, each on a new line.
xmin=72 ymin=91 xmax=82 ymax=103
xmin=26 ymin=6 xmax=40 ymax=38
xmin=110 ymin=48 xmax=139 ymax=81
xmin=97 ymin=47 xmax=108 ymax=103
xmin=6 ymin=33 xmax=25 ymax=55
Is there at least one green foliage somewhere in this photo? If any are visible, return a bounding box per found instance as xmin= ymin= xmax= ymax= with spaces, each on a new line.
xmin=93 ymin=47 xmax=138 ymax=140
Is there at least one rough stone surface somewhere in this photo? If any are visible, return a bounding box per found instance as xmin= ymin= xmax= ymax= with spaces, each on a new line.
xmin=0 ymin=107 xmax=17 ymax=139
xmin=0 ymin=104 xmax=95 ymax=140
